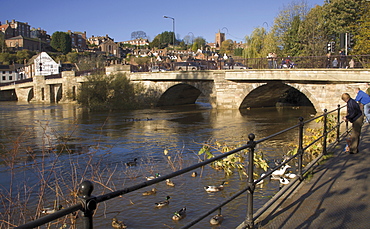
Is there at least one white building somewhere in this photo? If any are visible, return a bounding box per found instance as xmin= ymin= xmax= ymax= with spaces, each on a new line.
xmin=22 ymin=52 xmax=60 ymax=78
xmin=0 ymin=64 xmax=24 ymax=83
xmin=34 ymin=52 xmax=59 ymax=76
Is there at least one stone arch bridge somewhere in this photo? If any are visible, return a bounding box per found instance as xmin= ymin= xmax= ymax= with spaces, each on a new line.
xmin=0 ymin=68 xmax=369 ymax=112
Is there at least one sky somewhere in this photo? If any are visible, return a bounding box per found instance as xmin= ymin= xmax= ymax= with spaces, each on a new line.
xmin=2 ymin=0 xmax=324 ymax=44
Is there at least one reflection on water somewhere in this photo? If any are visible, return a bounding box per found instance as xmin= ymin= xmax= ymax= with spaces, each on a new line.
xmin=0 ymin=102 xmax=317 ymax=228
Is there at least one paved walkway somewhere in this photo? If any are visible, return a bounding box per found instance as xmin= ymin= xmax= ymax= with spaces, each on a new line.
xmin=256 ymin=124 xmax=370 ymax=229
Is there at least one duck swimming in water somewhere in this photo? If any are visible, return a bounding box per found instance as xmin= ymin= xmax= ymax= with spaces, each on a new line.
xmin=112 ymin=217 xmax=127 ymax=229
xmin=155 ymin=196 xmax=170 ymax=208
xmin=210 ymin=208 xmax=224 ymax=225
xmin=142 ymin=188 xmax=157 ymax=196
xmin=126 ymin=158 xmax=138 ymax=166
xmin=166 ymin=179 xmax=175 ymax=187
xmin=172 ymin=207 xmax=186 ymax=220
xmin=204 ymin=181 xmax=228 ymax=192
xmin=146 ymin=173 xmax=160 ymax=180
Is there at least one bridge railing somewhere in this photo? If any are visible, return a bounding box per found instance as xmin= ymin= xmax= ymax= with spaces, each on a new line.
xmin=139 ymin=54 xmax=369 ymax=71
xmin=15 ymin=105 xmax=349 ymax=229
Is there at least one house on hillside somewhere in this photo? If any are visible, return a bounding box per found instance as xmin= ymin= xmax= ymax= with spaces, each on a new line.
xmin=99 ymin=39 xmax=121 ymax=58
xmin=4 ymin=35 xmax=45 ymax=51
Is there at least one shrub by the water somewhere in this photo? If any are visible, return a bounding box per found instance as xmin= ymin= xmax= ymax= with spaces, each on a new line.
xmin=77 ymin=72 xmax=152 ymax=111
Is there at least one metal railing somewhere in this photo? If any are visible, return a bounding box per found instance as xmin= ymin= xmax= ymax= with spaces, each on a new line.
xmin=15 ymin=105 xmax=349 ymax=229
xmin=138 ymin=54 xmax=370 ymax=71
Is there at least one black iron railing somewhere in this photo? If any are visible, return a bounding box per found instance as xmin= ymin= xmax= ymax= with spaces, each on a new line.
xmin=139 ymin=54 xmax=370 ymax=71
xmin=15 ymin=105 xmax=350 ymax=229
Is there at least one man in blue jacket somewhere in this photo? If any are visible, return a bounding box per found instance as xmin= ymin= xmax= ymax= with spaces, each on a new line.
xmin=342 ymin=93 xmax=363 ymax=154
xmin=355 ymin=88 xmax=370 ymax=123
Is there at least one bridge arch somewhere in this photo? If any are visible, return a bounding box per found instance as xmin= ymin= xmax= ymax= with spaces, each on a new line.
xmin=157 ymin=83 xmax=202 ymax=106
xmin=137 ymin=81 xmax=215 ymax=107
xmin=238 ymin=82 xmax=316 ymax=112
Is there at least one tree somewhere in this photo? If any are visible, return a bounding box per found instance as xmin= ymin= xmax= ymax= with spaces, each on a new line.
xmin=243 ymin=27 xmax=266 ymax=58
xmin=51 ymin=31 xmax=72 ymax=54
xmin=150 ymin=31 xmax=175 ymax=48
xmin=16 ymin=50 xmax=34 ymax=64
xmin=131 ymin=31 xmax=147 ymax=39
xmin=220 ymin=39 xmax=235 ymax=55
xmin=271 ymin=0 xmax=310 ymax=56
xmin=297 ymin=5 xmax=328 ymax=56
xmin=351 ymin=1 xmax=370 ymax=55
xmin=193 ymin=36 xmax=206 ymax=49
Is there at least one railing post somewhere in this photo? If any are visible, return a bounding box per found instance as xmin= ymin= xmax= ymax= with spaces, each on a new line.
xmin=337 ymin=104 xmax=341 ymax=143
xmin=78 ymin=180 xmax=97 ymax=229
xmin=246 ymin=133 xmax=256 ymax=229
xmin=298 ymin=117 xmax=304 ymax=180
xmin=322 ymin=109 xmax=328 ymax=155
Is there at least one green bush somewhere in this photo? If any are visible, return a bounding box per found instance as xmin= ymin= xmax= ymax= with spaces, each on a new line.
xmin=77 ymin=72 xmax=150 ymax=111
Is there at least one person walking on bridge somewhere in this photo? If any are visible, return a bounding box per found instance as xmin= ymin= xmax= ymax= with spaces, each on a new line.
xmin=342 ymin=93 xmax=363 ymax=154
xmin=355 ymin=88 xmax=370 ymax=123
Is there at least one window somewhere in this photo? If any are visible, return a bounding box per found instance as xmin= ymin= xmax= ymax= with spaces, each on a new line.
xmin=9 ymin=75 xmax=12 ymax=80
xmin=2 ymin=76 xmax=5 ymax=80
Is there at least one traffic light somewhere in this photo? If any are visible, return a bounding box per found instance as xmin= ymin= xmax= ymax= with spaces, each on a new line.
xmin=330 ymin=41 xmax=336 ymax=53
xmin=326 ymin=41 xmax=335 ymax=53
xmin=340 ymin=33 xmax=345 ymax=49
xmin=327 ymin=42 xmax=331 ymax=53
xmin=347 ymin=33 xmax=354 ymax=48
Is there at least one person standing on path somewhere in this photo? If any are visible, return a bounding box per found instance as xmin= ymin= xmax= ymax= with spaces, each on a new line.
xmin=342 ymin=93 xmax=363 ymax=154
xmin=355 ymin=88 xmax=370 ymax=123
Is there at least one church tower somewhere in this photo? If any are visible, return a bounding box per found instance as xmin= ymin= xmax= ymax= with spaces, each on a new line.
xmin=215 ymin=30 xmax=225 ymax=48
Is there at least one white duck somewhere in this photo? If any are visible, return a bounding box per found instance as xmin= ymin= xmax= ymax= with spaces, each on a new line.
xmin=272 ymin=164 xmax=291 ymax=178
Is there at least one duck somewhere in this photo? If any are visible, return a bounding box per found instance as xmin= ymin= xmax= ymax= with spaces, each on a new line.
xmin=146 ymin=173 xmax=160 ymax=180
xmin=112 ymin=217 xmax=127 ymax=229
xmin=41 ymin=204 xmax=63 ymax=214
xmin=172 ymin=207 xmax=186 ymax=221
xmin=204 ymin=181 xmax=228 ymax=192
xmin=272 ymin=164 xmax=291 ymax=178
xmin=166 ymin=179 xmax=175 ymax=187
xmin=142 ymin=188 xmax=157 ymax=196
xmin=210 ymin=208 xmax=224 ymax=225
xmin=191 ymin=171 xmax=197 ymax=177
xmin=155 ymin=196 xmax=170 ymax=208
xmin=126 ymin=158 xmax=138 ymax=166
xmin=284 ymin=173 xmax=297 ymax=179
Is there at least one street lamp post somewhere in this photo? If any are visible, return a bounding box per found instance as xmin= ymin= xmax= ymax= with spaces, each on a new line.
xmin=163 ymin=16 xmax=175 ymax=47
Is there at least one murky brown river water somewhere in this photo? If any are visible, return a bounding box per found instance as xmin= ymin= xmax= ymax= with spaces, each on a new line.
xmin=0 ymin=102 xmax=316 ymax=228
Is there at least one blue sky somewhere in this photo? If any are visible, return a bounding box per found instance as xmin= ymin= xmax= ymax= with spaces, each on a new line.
xmin=2 ymin=0 xmax=323 ymax=43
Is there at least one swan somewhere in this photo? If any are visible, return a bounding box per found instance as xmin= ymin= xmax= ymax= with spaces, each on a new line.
xmin=284 ymin=173 xmax=297 ymax=179
xmin=279 ymin=177 xmax=290 ymax=185
xmin=272 ymin=164 xmax=291 ymax=177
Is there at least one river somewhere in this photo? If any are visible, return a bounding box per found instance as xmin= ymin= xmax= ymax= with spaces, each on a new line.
xmin=0 ymin=102 xmax=316 ymax=228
